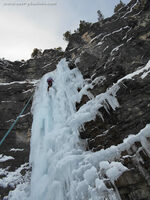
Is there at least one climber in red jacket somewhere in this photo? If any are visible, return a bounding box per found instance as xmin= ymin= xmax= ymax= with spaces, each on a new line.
xmin=47 ymin=77 xmax=53 ymax=92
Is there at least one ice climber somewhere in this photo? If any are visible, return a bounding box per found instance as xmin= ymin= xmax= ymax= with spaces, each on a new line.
xmin=47 ymin=77 xmax=53 ymax=92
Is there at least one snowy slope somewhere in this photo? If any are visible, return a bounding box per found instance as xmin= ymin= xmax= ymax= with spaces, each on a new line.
xmin=6 ymin=58 xmax=150 ymax=200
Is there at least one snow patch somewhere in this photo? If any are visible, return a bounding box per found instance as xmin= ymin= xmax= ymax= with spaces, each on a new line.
xmin=100 ymin=161 xmax=128 ymax=183
xmin=20 ymin=112 xmax=30 ymax=118
xmin=10 ymin=148 xmax=24 ymax=152
xmin=121 ymin=0 xmax=138 ymax=18
xmin=0 ymin=154 xmax=14 ymax=162
xmin=96 ymin=26 xmax=129 ymax=47
xmin=90 ymin=33 xmax=102 ymax=43
xmin=117 ymin=60 xmax=150 ymax=82
xmin=0 ymin=163 xmax=30 ymax=189
xmin=75 ymin=57 xmax=80 ymax=65
xmin=111 ymin=44 xmax=124 ymax=55
xmin=23 ymin=89 xmax=33 ymax=94
xmin=103 ymin=45 xmax=109 ymax=52
xmin=0 ymin=80 xmax=39 ymax=86
xmin=42 ymin=63 xmax=52 ymax=69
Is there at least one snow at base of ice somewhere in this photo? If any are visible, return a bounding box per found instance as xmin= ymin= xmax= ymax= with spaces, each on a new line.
xmin=7 ymin=58 xmax=150 ymax=200
xmin=0 ymin=163 xmax=30 ymax=190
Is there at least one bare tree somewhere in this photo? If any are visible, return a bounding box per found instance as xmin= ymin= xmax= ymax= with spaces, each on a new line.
xmin=97 ymin=10 xmax=104 ymax=22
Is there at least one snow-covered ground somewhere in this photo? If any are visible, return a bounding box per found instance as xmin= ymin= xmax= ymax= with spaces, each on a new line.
xmin=0 ymin=163 xmax=30 ymax=192
xmin=4 ymin=58 xmax=150 ymax=200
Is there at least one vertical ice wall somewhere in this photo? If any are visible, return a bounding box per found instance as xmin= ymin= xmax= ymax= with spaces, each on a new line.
xmin=29 ymin=58 xmax=88 ymax=200
xmin=28 ymin=58 xmax=122 ymax=200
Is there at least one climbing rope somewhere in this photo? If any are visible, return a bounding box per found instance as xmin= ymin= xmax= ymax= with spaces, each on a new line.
xmin=0 ymin=93 xmax=34 ymax=147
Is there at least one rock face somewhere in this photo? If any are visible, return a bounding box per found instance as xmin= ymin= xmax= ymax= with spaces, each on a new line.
xmin=68 ymin=0 xmax=150 ymax=147
xmin=1 ymin=0 xmax=150 ymax=199
xmin=67 ymin=0 xmax=150 ymax=198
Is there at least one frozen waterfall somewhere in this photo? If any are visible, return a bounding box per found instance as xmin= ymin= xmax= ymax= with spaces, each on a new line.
xmin=8 ymin=58 xmax=128 ymax=200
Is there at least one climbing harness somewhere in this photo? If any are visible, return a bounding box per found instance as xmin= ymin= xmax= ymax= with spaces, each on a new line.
xmin=0 ymin=93 xmax=34 ymax=147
